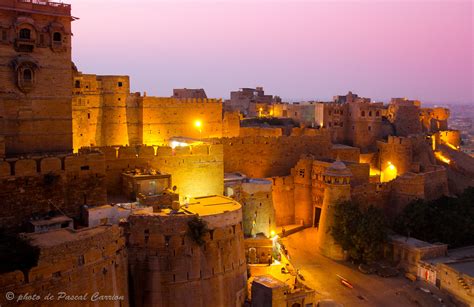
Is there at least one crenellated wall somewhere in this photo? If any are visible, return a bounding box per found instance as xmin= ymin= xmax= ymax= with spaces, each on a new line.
xmin=0 ymin=153 xmax=107 ymax=232
xmin=0 ymin=225 xmax=129 ymax=307
xmin=218 ymin=133 xmax=333 ymax=178
xmin=127 ymin=212 xmax=247 ymax=307
xmin=79 ymin=144 xmax=224 ymax=198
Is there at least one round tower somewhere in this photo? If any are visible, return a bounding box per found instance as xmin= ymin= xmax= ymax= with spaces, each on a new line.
xmin=317 ymin=160 xmax=352 ymax=260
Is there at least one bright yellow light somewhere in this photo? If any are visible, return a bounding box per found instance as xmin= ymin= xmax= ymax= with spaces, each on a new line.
xmin=259 ymin=107 xmax=263 ymax=112
xmin=194 ymin=120 xmax=202 ymax=128
xmin=446 ymin=143 xmax=458 ymax=151
xmin=381 ymin=162 xmax=397 ymax=182
xmin=270 ymin=230 xmax=276 ymax=237
xmin=170 ymin=141 xmax=189 ymax=149
xmin=435 ymin=151 xmax=451 ymax=164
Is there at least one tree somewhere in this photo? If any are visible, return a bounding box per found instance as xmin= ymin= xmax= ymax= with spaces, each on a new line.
xmin=393 ymin=187 xmax=474 ymax=248
xmin=331 ymin=201 xmax=388 ymax=263
xmin=187 ymin=216 xmax=209 ymax=246
xmin=0 ymin=231 xmax=40 ymax=281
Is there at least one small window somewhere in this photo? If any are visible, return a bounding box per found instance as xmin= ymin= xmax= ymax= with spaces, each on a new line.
xmin=78 ymin=255 xmax=85 ymax=266
xmin=39 ymin=34 xmax=44 ymax=45
xmin=80 ymin=165 xmax=90 ymax=170
xmin=376 ymin=111 xmax=380 ymax=116
xmin=118 ymin=82 xmax=123 ymax=87
xmin=53 ymin=32 xmax=62 ymax=42
xmin=361 ymin=111 xmax=365 ymax=117
xmin=368 ymin=126 xmax=372 ymax=131
xmin=75 ymin=80 xmax=81 ymax=88
xmin=369 ymin=111 xmax=372 ymax=117
xmin=87 ymin=113 xmax=90 ymax=119
xmin=23 ymin=69 xmax=32 ymax=81
xmin=52 ymin=271 xmax=61 ymax=278
xmin=1 ymin=30 xmax=7 ymax=41
xmin=19 ymin=28 xmax=31 ymax=40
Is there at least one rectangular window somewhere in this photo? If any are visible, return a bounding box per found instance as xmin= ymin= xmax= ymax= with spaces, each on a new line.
xmin=1 ymin=30 xmax=7 ymax=41
xmin=118 ymin=82 xmax=123 ymax=87
xmin=87 ymin=113 xmax=90 ymax=119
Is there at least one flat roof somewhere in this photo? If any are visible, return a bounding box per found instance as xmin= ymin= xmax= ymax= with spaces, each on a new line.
xmin=29 ymin=215 xmax=72 ymax=226
xmin=24 ymin=226 xmax=112 ymax=248
xmin=447 ymin=261 xmax=474 ymax=276
xmin=252 ymin=275 xmax=287 ymax=289
xmin=184 ymin=195 xmax=241 ymax=216
xmin=390 ymin=235 xmax=446 ymax=249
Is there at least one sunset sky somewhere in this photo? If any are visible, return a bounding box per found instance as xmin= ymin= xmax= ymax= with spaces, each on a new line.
xmin=70 ymin=0 xmax=473 ymax=104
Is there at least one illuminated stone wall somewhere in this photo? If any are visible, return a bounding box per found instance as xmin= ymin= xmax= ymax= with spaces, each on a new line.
xmin=72 ymin=77 xmax=222 ymax=151
xmin=0 ymin=5 xmax=73 ymax=156
xmin=127 ymin=212 xmax=247 ymax=307
xmin=0 ymin=225 xmax=128 ymax=307
xmin=0 ymin=153 xmax=107 ymax=232
xmin=219 ymin=133 xmax=333 ymax=178
xmin=79 ymin=144 xmax=224 ymax=198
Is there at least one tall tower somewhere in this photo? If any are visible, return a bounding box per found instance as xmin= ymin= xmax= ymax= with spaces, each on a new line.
xmin=0 ymin=0 xmax=73 ymax=156
xmin=317 ymin=160 xmax=352 ymax=260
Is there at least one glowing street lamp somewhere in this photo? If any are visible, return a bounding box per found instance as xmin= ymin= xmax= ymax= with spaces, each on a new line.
xmin=194 ymin=120 xmax=202 ymax=140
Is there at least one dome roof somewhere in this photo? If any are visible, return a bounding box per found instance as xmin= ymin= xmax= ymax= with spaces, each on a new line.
xmin=324 ymin=160 xmax=352 ymax=177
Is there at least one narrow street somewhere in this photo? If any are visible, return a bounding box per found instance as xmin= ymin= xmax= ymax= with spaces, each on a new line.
xmin=281 ymin=228 xmax=456 ymax=307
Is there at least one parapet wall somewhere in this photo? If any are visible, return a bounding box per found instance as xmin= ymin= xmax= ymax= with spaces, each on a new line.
xmin=0 ymin=153 xmax=107 ymax=232
xmin=0 ymin=225 xmax=128 ymax=306
xmin=80 ymin=144 xmax=224 ymax=198
xmin=127 ymin=213 xmax=247 ymax=307
xmin=218 ymin=134 xmax=333 ymax=178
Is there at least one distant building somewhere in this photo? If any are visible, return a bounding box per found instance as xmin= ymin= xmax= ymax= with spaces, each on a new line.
xmin=173 ymin=88 xmax=207 ymax=99
xmin=224 ymin=87 xmax=281 ymax=117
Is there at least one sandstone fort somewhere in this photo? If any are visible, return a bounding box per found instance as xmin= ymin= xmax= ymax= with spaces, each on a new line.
xmin=0 ymin=1 xmax=473 ymax=306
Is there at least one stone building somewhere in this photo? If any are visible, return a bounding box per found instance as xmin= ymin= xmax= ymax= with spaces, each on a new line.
xmin=172 ymin=88 xmax=207 ymax=99
xmin=127 ymin=195 xmax=247 ymax=307
xmin=224 ymin=87 xmax=281 ymax=117
xmin=0 ymin=0 xmax=74 ymax=156
xmin=316 ymin=161 xmax=352 ymax=260
xmin=72 ymin=73 xmax=223 ymax=151
xmin=0 ymin=225 xmax=129 ymax=307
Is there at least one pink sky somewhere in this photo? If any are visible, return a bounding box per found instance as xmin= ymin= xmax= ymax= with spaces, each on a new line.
xmin=70 ymin=0 xmax=473 ymax=103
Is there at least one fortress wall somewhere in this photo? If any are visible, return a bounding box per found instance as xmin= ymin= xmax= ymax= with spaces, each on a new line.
xmin=377 ymin=136 xmax=413 ymax=176
xmin=142 ymin=97 xmax=223 ymax=145
xmin=222 ymin=111 xmax=241 ymax=137
xmin=292 ymin=158 xmax=314 ymax=226
xmin=80 ymin=144 xmax=224 ymax=198
xmin=239 ymin=127 xmax=283 ymax=137
xmin=127 ymin=213 xmax=247 ymax=307
xmin=330 ymin=145 xmax=360 ymax=163
xmin=219 ymin=134 xmax=333 ymax=178
xmin=435 ymin=130 xmax=461 ymax=149
xmin=241 ymin=181 xmax=275 ymax=237
xmin=420 ymin=108 xmax=450 ymax=132
xmin=0 ymin=154 xmax=107 ymax=232
xmin=271 ymin=176 xmax=295 ymax=226
xmin=351 ymin=183 xmax=391 ymax=212
xmin=0 ymin=225 xmax=128 ymax=306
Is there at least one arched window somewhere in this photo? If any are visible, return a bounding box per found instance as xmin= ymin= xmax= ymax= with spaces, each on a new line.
xmin=19 ymin=28 xmax=31 ymax=40
xmin=53 ymin=32 xmax=61 ymax=42
xmin=23 ymin=68 xmax=32 ymax=81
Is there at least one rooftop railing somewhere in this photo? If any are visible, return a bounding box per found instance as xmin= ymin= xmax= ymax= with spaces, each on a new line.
xmin=0 ymin=0 xmax=71 ymax=16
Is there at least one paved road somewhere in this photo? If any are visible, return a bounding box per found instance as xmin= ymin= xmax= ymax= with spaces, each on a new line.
xmin=281 ymin=228 xmax=457 ymax=307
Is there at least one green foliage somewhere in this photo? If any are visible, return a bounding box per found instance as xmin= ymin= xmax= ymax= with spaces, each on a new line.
xmin=0 ymin=231 xmax=40 ymax=274
xmin=331 ymin=201 xmax=388 ymax=263
xmin=187 ymin=216 xmax=209 ymax=246
xmin=393 ymin=187 xmax=474 ymax=248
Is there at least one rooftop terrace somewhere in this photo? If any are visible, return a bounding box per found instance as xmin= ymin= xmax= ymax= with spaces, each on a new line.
xmin=0 ymin=0 xmax=71 ymax=17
